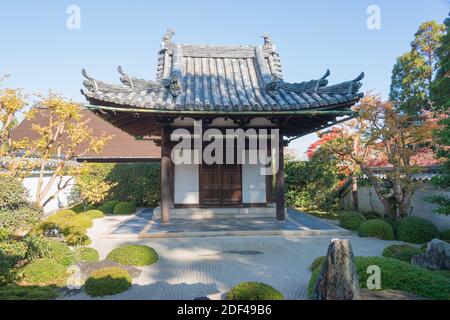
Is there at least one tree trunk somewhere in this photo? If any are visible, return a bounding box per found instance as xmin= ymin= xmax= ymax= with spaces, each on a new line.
xmin=351 ymin=175 xmax=359 ymax=211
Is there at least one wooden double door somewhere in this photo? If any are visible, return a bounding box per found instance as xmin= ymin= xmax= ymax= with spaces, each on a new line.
xmin=200 ymin=163 xmax=242 ymax=206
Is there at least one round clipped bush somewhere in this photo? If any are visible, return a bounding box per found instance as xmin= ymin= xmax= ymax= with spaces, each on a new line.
xmin=308 ymin=256 xmax=450 ymax=300
xmin=227 ymin=282 xmax=284 ymax=300
xmin=438 ymin=229 xmax=450 ymax=242
xmin=382 ymin=218 xmax=400 ymax=237
xmin=53 ymin=210 xmax=77 ymax=220
xmin=309 ymin=256 xmax=325 ymax=271
xmin=100 ymin=201 xmax=121 ymax=214
xmin=107 ymin=245 xmax=158 ymax=266
xmin=82 ymin=210 xmax=104 ymax=220
xmin=20 ymin=258 xmax=67 ymax=287
xmin=84 ymin=267 xmax=132 ymax=297
xmin=359 ymin=219 xmax=395 ymax=240
xmin=113 ymin=202 xmax=136 ymax=215
xmin=338 ymin=211 xmax=366 ymax=231
xmin=46 ymin=239 xmax=74 ymax=267
xmin=73 ymin=247 xmax=99 ymax=263
xmin=71 ymin=204 xmax=85 ymax=213
xmin=398 ymin=217 xmax=438 ymax=244
xmin=69 ymin=215 xmax=93 ymax=230
xmin=382 ymin=244 xmax=422 ymax=262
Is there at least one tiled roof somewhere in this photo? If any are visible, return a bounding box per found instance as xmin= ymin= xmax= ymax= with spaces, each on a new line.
xmin=81 ymin=31 xmax=363 ymax=113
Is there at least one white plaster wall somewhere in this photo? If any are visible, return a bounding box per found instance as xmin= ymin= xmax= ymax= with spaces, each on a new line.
xmin=22 ymin=175 xmax=74 ymax=214
xmin=342 ymin=185 xmax=450 ymax=230
xmin=242 ymin=163 xmax=266 ymax=204
xmin=174 ymin=164 xmax=199 ymax=204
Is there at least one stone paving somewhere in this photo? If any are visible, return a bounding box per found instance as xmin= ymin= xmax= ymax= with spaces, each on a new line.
xmin=109 ymin=208 xmax=343 ymax=238
xmin=60 ymin=211 xmax=404 ymax=300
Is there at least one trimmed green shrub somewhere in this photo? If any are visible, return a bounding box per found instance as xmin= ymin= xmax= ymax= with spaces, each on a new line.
xmin=0 ymin=175 xmax=28 ymax=210
xmin=438 ymin=229 xmax=450 ymax=242
xmin=84 ymin=267 xmax=132 ymax=297
xmin=0 ymin=260 xmax=16 ymax=286
xmin=309 ymin=256 xmax=325 ymax=271
xmin=362 ymin=211 xmax=381 ymax=220
xmin=0 ymin=205 xmax=43 ymax=234
xmin=356 ymin=256 xmax=450 ymax=300
xmin=308 ymin=256 xmax=450 ymax=300
xmin=82 ymin=210 xmax=104 ymax=220
xmin=45 ymin=240 xmax=74 ymax=267
xmin=338 ymin=211 xmax=366 ymax=231
xmin=107 ymin=245 xmax=158 ymax=266
xmin=359 ymin=219 xmax=395 ymax=240
xmin=0 ymin=228 xmax=11 ymax=242
xmin=62 ymin=225 xmax=91 ymax=246
xmin=382 ymin=218 xmax=400 ymax=238
xmin=0 ymin=285 xmax=59 ymax=300
xmin=398 ymin=217 xmax=438 ymax=244
xmin=70 ymin=203 xmax=85 ymax=213
xmin=227 ymin=282 xmax=284 ymax=300
xmin=113 ymin=202 xmax=136 ymax=215
xmin=0 ymin=240 xmax=28 ymax=267
xmin=73 ymin=247 xmax=99 ymax=263
xmin=100 ymin=201 xmax=120 ymax=214
xmin=382 ymin=244 xmax=423 ymax=262
xmin=20 ymin=258 xmax=67 ymax=287
xmin=50 ymin=210 xmax=77 ymax=221
xmin=69 ymin=215 xmax=93 ymax=230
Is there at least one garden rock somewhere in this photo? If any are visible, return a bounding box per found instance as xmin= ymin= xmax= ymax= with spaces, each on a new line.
xmin=411 ymin=239 xmax=450 ymax=270
xmin=313 ymin=238 xmax=360 ymax=300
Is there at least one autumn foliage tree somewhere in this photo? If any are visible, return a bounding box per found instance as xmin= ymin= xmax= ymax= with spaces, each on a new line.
xmin=311 ymin=95 xmax=439 ymax=219
xmin=1 ymin=76 xmax=112 ymax=208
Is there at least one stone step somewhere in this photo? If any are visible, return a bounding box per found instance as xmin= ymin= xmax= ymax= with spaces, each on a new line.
xmin=153 ymin=206 xmax=287 ymax=220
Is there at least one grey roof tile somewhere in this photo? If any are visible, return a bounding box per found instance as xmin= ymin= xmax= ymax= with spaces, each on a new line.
xmin=82 ymin=31 xmax=364 ymax=112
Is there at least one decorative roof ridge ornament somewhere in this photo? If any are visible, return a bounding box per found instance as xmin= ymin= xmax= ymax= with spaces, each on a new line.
xmin=277 ymin=69 xmax=330 ymax=93
xmin=162 ymin=44 xmax=183 ymax=97
xmin=254 ymin=45 xmax=279 ymax=94
xmin=262 ymin=33 xmax=273 ymax=48
xmin=81 ymin=69 xmax=99 ymax=92
xmin=316 ymin=72 xmax=365 ymax=95
xmin=117 ymin=65 xmax=134 ymax=89
xmin=117 ymin=66 xmax=165 ymax=91
xmin=161 ymin=29 xmax=175 ymax=49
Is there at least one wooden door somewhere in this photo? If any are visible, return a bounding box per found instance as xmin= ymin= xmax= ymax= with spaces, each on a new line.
xmin=200 ymin=164 xmax=241 ymax=206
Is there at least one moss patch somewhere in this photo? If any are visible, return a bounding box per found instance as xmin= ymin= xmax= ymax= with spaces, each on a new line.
xmin=84 ymin=267 xmax=132 ymax=297
xmin=227 ymin=282 xmax=284 ymax=300
xmin=107 ymin=245 xmax=158 ymax=266
xmin=20 ymin=258 xmax=67 ymax=287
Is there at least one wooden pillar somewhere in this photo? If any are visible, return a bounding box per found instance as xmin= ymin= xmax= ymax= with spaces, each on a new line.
xmin=161 ymin=125 xmax=171 ymax=224
xmin=276 ymin=134 xmax=285 ymax=221
xmin=266 ymin=139 xmax=273 ymax=205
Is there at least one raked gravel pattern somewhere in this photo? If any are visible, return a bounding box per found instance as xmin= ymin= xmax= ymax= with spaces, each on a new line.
xmin=61 ymin=214 xmax=403 ymax=300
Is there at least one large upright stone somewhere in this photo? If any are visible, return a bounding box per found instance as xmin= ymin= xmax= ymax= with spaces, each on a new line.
xmin=411 ymin=239 xmax=450 ymax=270
xmin=313 ymin=239 xmax=360 ymax=300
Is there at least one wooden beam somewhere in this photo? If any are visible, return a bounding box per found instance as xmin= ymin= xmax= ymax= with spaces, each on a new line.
xmin=160 ymin=125 xmax=172 ymax=224
xmin=276 ymin=134 xmax=285 ymax=221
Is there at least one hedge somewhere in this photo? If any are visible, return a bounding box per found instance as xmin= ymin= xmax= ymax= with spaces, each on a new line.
xmin=227 ymin=282 xmax=284 ymax=300
xmin=338 ymin=211 xmax=366 ymax=231
xmin=358 ymin=219 xmax=395 ymax=240
xmin=72 ymin=163 xmax=160 ymax=208
xmin=107 ymin=245 xmax=158 ymax=266
xmin=398 ymin=217 xmax=438 ymax=244
xmin=81 ymin=210 xmax=104 ymax=220
xmin=308 ymin=256 xmax=450 ymax=300
xmin=84 ymin=267 xmax=132 ymax=297
xmin=20 ymin=258 xmax=68 ymax=287
xmin=382 ymin=244 xmax=423 ymax=262
xmin=99 ymin=201 xmax=120 ymax=214
xmin=113 ymin=202 xmax=136 ymax=215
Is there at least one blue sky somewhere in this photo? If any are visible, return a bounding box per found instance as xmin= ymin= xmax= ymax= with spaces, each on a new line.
xmin=0 ymin=0 xmax=448 ymax=158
